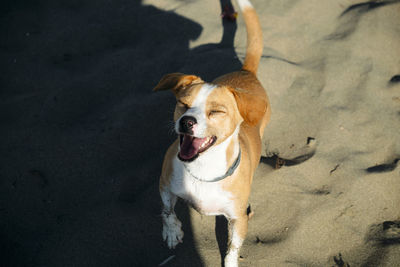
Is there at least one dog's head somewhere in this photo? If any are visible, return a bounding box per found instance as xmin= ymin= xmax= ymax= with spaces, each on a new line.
xmin=154 ymin=73 xmax=266 ymax=162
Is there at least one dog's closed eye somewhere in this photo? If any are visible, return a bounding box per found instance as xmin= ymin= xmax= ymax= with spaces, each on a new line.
xmin=208 ymin=110 xmax=226 ymax=117
xmin=208 ymin=103 xmax=227 ymax=117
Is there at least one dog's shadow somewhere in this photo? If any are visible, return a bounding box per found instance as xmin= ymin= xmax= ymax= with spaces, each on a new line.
xmin=0 ymin=0 xmax=243 ymax=266
xmin=182 ymin=0 xmax=242 ymax=81
xmin=216 ymin=215 xmax=230 ymax=266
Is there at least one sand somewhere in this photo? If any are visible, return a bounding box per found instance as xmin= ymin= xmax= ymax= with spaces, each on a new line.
xmin=1 ymin=0 xmax=399 ymax=266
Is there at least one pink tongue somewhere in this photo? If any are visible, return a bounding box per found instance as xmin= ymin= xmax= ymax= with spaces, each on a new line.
xmin=179 ymin=135 xmax=207 ymax=160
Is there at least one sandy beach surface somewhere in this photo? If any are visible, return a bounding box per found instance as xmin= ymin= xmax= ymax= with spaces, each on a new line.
xmin=1 ymin=0 xmax=399 ymax=266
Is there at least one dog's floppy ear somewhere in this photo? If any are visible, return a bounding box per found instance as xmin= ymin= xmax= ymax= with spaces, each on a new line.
xmin=153 ymin=73 xmax=203 ymax=95
xmin=230 ymin=87 xmax=267 ymax=126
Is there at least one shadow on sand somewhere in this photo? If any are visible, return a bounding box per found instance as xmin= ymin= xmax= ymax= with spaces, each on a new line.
xmin=0 ymin=0 xmax=241 ymax=266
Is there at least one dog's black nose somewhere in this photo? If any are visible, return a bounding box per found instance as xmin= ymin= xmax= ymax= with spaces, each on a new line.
xmin=179 ymin=116 xmax=197 ymax=134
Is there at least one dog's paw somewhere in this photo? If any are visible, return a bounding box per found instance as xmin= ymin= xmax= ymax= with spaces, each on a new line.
xmin=224 ymin=246 xmax=240 ymax=267
xmin=224 ymin=252 xmax=239 ymax=267
xmin=162 ymin=217 xmax=184 ymax=249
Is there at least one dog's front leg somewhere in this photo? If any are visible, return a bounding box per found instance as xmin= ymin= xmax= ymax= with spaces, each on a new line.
xmin=224 ymin=214 xmax=248 ymax=267
xmin=160 ymin=188 xmax=184 ymax=249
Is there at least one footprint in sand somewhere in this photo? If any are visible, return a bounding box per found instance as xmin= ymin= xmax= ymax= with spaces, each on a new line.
xmin=389 ymin=74 xmax=400 ymax=84
xmin=332 ymin=253 xmax=350 ymax=267
xmin=326 ymin=0 xmax=398 ymax=40
xmin=365 ymin=158 xmax=399 ymax=173
xmin=366 ymin=220 xmax=400 ymax=244
xmin=261 ymin=137 xmax=317 ymax=169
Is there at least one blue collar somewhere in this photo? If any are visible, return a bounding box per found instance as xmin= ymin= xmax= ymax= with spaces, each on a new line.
xmin=184 ymin=148 xmax=241 ymax=182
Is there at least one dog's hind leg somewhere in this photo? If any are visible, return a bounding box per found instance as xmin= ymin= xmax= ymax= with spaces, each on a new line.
xmin=160 ymin=189 xmax=184 ymax=249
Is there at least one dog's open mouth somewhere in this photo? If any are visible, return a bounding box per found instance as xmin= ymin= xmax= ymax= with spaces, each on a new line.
xmin=178 ymin=134 xmax=217 ymax=162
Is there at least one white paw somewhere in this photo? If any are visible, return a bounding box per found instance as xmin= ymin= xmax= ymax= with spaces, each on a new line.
xmin=224 ymin=250 xmax=239 ymax=267
xmin=162 ymin=217 xmax=184 ymax=249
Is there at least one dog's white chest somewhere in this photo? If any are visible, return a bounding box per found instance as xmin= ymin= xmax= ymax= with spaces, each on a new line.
xmin=170 ymin=160 xmax=234 ymax=217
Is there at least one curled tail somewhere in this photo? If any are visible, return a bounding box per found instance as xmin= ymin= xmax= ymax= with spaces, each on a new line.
xmin=237 ymin=0 xmax=263 ymax=74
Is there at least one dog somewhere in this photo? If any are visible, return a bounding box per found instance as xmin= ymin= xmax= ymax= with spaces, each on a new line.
xmin=153 ymin=0 xmax=270 ymax=266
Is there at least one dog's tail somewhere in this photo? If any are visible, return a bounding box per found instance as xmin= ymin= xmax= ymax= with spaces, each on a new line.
xmin=237 ymin=0 xmax=263 ymax=74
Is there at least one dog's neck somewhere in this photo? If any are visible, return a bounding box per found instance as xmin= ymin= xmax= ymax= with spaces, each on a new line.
xmin=180 ymin=126 xmax=240 ymax=182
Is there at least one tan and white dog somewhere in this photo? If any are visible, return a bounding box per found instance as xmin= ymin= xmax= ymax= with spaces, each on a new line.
xmin=154 ymin=0 xmax=270 ymax=266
